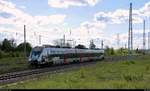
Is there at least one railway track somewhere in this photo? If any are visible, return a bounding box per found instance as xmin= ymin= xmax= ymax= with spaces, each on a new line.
xmin=0 ymin=55 xmax=143 ymax=86
xmin=0 ymin=61 xmax=98 ymax=86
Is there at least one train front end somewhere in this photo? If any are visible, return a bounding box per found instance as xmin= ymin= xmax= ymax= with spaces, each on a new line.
xmin=28 ymin=46 xmax=43 ymax=66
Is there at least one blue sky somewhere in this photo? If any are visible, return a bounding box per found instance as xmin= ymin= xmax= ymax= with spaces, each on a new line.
xmin=10 ymin=0 xmax=149 ymax=27
xmin=0 ymin=0 xmax=150 ymax=49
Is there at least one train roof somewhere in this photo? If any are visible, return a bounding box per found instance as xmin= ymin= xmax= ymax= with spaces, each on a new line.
xmin=33 ymin=46 xmax=104 ymax=53
xmin=34 ymin=46 xmax=104 ymax=50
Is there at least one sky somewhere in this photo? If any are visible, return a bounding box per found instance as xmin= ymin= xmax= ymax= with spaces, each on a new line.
xmin=0 ymin=0 xmax=150 ymax=49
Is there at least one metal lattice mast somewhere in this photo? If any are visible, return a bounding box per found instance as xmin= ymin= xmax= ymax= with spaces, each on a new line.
xmin=128 ymin=3 xmax=131 ymax=53
xmin=128 ymin=3 xmax=133 ymax=54
xmin=130 ymin=3 xmax=133 ymax=50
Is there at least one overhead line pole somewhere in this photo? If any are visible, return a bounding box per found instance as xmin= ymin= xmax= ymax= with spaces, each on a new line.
xmin=148 ymin=32 xmax=150 ymax=49
xmin=101 ymin=40 xmax=103 ymax=49
xmin=24 ymin=25 xmax=26 ymax=59
xmin=128 ymin=2 xmax=133 ymax=54
xmin=117 ymin=33 xmax=120 ymax=49
xmin=130 ymin=3 xmax=133 ymax=51
xmin=39 ymin=35 xmax=41 ymax=45
xmin=128 ymin=4 xmax=131 ymax=53
xmin=143 ymin=20 xmax=146 ymax=54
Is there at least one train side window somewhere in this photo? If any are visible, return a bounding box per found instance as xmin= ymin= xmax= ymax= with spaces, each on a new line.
xmin=51 ymin=51 xmax=53 ymax=54
xmin=49 ymin=50 xmax=51 ymax=54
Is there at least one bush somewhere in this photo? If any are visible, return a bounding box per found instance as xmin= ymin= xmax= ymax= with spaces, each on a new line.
xmin=0 ymin=50 xmax=3 ymax=58
xmin=122 ymin=73 xmax=143 ymax=82
xmin=79 ymin=69 xmax=86 ymax=79
xmin=124 ymin=61 xmax=135 ymax=65
xmin=146 ymin=66 xmax=149 ymax=71
xmin=9 ymin=52 xmax=15 ymax=57
xmin=14 ymin=52 xmax=19 ymax=57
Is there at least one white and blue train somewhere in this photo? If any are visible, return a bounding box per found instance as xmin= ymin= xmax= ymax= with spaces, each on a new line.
xmin=28 ymin=46 xmax=104 ymax=66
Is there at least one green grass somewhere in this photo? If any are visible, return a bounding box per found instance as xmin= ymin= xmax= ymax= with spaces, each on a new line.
xmin=1 ymin=55 xmax=150 ymax=89
xmin=0 ymin=57 xmax=28 ymax=74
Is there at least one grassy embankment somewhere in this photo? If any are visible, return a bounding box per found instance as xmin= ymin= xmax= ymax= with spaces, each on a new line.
xmin=0 ymin=57 xmax=28 ymax=74
xmin=1 ymin=55 xmax=150 ymax=89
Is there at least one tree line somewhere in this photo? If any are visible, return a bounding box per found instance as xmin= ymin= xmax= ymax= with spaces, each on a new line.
xmin=0 ymin=38 xmax=143 ymax=59
xmin=0 ymin=38 xmax=32 ymax=58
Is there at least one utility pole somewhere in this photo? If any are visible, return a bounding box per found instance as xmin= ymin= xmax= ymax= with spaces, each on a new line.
xmin=117 ymin=33 xmax=120 ymax=49
xmin=101 ymin=40 xmax=103 ymax=49
xmin=143 ymin=20 xmax=146 ymax=54
xmin=63 ymin=34 xmax=65 ymax=47
xmin=69 ymin=28 xmax=71 ymax=36
xmin=125 ymin=43 xmax=127 ymax=49
xmin=39 ymin=35 xmax=41 ymax=45
xmin=128 ymin=2 xmax=133 ymax=54
xmin=148 ymin=32 xmax=150 ymax=49
xmin=24 ymin=25 xmax=26 ymax=59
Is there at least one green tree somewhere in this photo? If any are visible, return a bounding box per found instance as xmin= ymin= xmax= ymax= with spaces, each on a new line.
xmin=1 ymin=38 xmax=15 ymax=52
xmin=105 ymin=46 xmax=110 ymax=56
xmin=16 ymin=42 xmax=32 ymax=56
xmin=116 ymin=48 xmax=128 ymax=56
xmin=0 ymin=42 xmax=2 ymax=50
xmin=110 ymin=48 xmax=115 ymax=55
xmin=104 ymin=46 xmax=115 ymax=56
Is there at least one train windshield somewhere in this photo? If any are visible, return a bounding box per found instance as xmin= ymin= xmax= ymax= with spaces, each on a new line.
xmin=30 ymin=47 xmax=43 ymax=58
xmin=31 ymin=51 xmax=41 ymax=57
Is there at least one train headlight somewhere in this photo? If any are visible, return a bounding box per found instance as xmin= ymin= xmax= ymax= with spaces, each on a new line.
xmin=28 ymin=58 xmax=32 ymax=61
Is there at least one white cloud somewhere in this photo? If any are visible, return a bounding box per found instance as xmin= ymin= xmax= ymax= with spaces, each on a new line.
xmin=1 ymin=0 xmax=150 ymax=49
xmin=140 ymin=1 xmax=150 ymax=17
xmin=0 ymin=0 xmax=67 ymax=47
xmin=48 ymin=0 xmax=100 ymax=8
xmin=19 ymin=5 xmax=26 ymax=9
xmin=94 ymin=1 xmax=150 ymax=25
xmin=85 ymin=0 xmax=99 ymax=6
xmin=34 ymin=15 xmax=66 ymax=25
xmin=94 ymin=1 xmax=150 ymax=24
xmin=81 ymin=21 xmax=106 ymax=30
xmin=94 ymin=9 xmax=143 ymax=24
xmin=66 ymin=20 xmax=106 ymax=48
